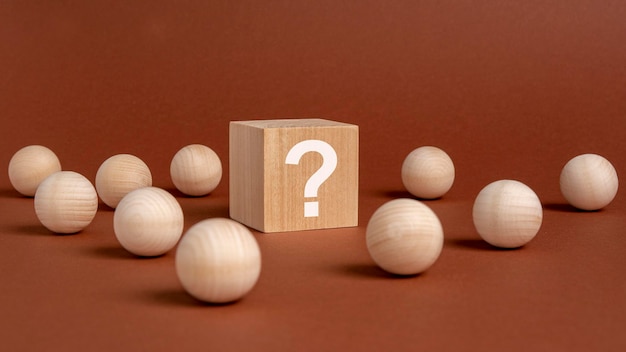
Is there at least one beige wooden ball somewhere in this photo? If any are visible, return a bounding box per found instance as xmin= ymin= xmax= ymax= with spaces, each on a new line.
xmin=560 ymin=154 xmax=618 ymax=211
xmin=95 ymin=154 xmax=152 ymax=208
xmin=8 ymin=145 xmax=62 ymax=196
xmin=113 ymin=187 xmax=184 ymax=257
xmin=175 ymin=218 xmax=261 ymax=303
xmin=401 ymin=146 xmax=455 ymax=199
xmin=366 ymin=198 xmax=444 ymax=275
xmin=170 ymin=144 xmax=222 ymax=196
xmin=34 ymin=171 xmax=98 ymax=234
xmin=473 ymin=180 xmax=543 ymax=248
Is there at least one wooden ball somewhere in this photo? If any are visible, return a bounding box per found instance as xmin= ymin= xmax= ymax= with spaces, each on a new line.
xmin=473 ymin=180 xmax=543 ymax=248
xmin=95 ymin=154 xmax=152 ymax=208
xmin=175 ymin=218 xmax=261 ymax=303
xmin=401 ymin=146 xmax=455 ymax=199
xmin=34 ymin=171 xmax=98 ymax=234
xmin=8 ymin=145 xmax=62 ymax=196
xmin=170 ymin=144 xmax=222 ymax=196
xmin=560 ymin=154 xmax=618 ymax=211
xmin=366 ymin=198 xmax=443 ymax=275
xmin=113 ymin=187 xmax=184 ymax=257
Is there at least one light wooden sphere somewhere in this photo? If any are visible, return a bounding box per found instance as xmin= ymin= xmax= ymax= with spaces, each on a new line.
xmin=34 ymin=171 xmax=98 ymax=234
xmin=113 ymin=187 xmax=184 ymax=257
xmin=175 ymin=218 xmax=261 ymax=303
xmin=366 ymin=198 xmax=444 ymax=275
xmin=8 ymin=145 xmax=62 ymax=196
xmin=473 ymin=180 xmax=543 ymax=248
xmin=401 ymin=146 xmax=455 ymax=199
xmin=170 ymin=144 xmax=222 ymax=196
xmin=560 ymin=154 xmax=618 ymax=211
xmin=95 ymin=154 xmax=152 ymax=208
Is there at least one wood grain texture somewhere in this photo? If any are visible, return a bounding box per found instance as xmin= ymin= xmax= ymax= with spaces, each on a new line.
xmin=229 ymin=121 xmax=266 ymax=230
xmin=560 ymin=154 xmax=619 ymax=211
xmin=95 ymin=154 xmax=152 ymax=208
xmin=113 ymin=187 xmax=184 ymax=257
xmin=472 ymin=180 xmax=543 ymax=248
xmin=170 ymin=144 xmax=222 ymax=196
xmin=175 ymin=218 xmax=261 ymax=303
xmin=34 ymin=171 xmax=98 ymax=234
xmin=366 ymin=198 xmax=444 ymax=275
xmin=230 ymin=119 xmax=358 ymax=232
xmin=8 ymin=145 xmax=61 ymax=197
xmin=401 ymin=146 xmax=455 ymax=199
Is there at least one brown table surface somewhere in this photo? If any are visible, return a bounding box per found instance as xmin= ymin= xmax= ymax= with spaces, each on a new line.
xmin=2 ymin=1 xmax=626 ymax=351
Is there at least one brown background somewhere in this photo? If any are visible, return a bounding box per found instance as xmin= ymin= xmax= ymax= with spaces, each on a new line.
xmin=1 ymin=1 xmax=626 ymax=351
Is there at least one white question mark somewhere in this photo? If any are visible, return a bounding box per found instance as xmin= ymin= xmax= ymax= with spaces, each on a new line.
xmin=285 ymin=140 xmax=338 ymax=218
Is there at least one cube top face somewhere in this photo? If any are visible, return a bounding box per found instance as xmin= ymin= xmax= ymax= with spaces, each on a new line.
xmin=230 ymin=119 xmax=359 ymax=233
xmin=235 ymin=118 xmax=356 ymax=129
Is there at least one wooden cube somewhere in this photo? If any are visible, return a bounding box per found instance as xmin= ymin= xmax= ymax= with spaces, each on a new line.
xmin=230 ymin=119 xmax=359 ymax=233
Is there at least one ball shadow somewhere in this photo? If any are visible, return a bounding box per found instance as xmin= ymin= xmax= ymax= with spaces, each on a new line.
xmin=163 ymin=187 xmax=187 ymax=198
xmin=0 ymin=188 xmax=24 ymax=199
xmin=7 ymin=223 xmax=86 ymax=237
xmin=376 ymin=189 xmax=443 ymax=201
xmin=380 ymin=189 xmax=414 ymax=199
xmin=7 ymin=224 xmax=55 ymax=236
xmin=164 ymin=187 xmax=224 ymax=200
xmin=90 ymin=245 xmax=138 ymax=260
xmin=542 ymin=202 xmax=595 ymax=213
xmin=338 ymin=263 xmax=422 ymax=279
xmin=148 ymin=288 xmax=238 ymax=307
xmin=97 ymin=202 xmax=115 ymax=212
xmin=447 ymin=238 xmax=520 ymax=251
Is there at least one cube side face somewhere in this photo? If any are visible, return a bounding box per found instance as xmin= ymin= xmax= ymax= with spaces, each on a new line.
xmin=229 ymin=122 xmax=266 ymax=231
xmin=263 ymin=124 xmax=359 ymax=232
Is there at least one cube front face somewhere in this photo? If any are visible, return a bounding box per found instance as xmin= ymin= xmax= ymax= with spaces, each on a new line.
xmin=230 ymin=119 xmax=359 ymax=233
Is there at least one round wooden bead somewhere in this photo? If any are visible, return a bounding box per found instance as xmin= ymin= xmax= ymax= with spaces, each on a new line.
xmin=366 ymin=198 xmax=444 ymax=275
xmin=34 ymin=171 xmax=98 ymax=234
xmin=175 ymin=218 xmax=261 ymax=303
xmin=170 ymin=144 xmax=222 ymax=196
xmin=8 ymin=145 xmax=62 ymax=196
xmin=472 ymin=180 xmax=543 ymax=248
xmin=95 ymin=154 xmax=152 ymax=208
xmin=560 ymin=154 xmax=618 ymax=211
xmin=401 ymin=146 xmax=455 ymax=199
xmin=113 ymin=187 xmax=184 ymax=257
